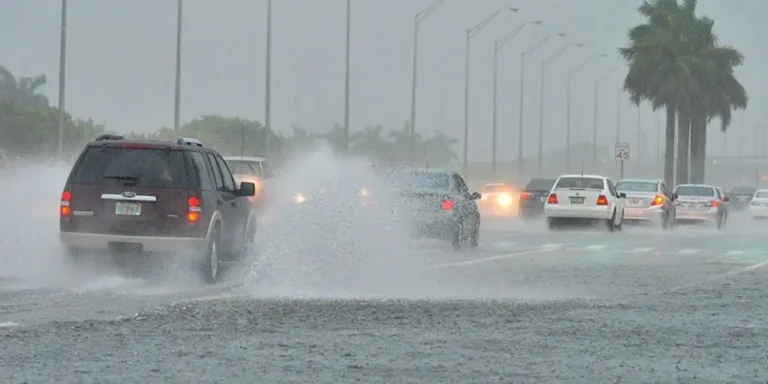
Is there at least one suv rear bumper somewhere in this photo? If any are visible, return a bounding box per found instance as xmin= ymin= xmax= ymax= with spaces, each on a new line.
xmin=60 ymin=232 xmax=207 ymax=253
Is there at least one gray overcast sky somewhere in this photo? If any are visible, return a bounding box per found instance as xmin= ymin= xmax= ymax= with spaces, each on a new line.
xmin=1 ymin=0 xmax=765 ymax=162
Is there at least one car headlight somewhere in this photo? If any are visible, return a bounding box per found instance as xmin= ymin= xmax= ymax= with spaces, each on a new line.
xmin=497 ymin=193 xmax=512 ymax=206
xmin=360 ymin=188 xmax=370 ymax=197
xmin=295 ymin=193 xmax=307 ymax=203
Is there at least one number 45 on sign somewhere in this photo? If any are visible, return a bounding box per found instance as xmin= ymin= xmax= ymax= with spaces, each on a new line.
xmin=615 ymin=142 xmax=630 ymax=161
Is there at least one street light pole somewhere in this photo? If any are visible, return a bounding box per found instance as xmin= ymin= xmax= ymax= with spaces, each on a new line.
xmin=57 ymin=0 xmax=68 ymax=160
xmin=538 ymin=41 xmax=582 ymax=176
xmin=343 ymin=0 xmax=351 ymax=151
xmin=566 ymin=53 xmax=605 ymax=172
xmin=173 ymin=0 xmax=182 ymax=132
xmin=462 ymin=7 xmax=518 ymax=173
xmin=519 ymin=33 xmax=562 ymax=179
xmin=264 ymin=0 xmax=272 ymax=157
xmin=593 ymin=65 xmax=619 ymax=164
xmin=491 ymin=21 xmax=541 ymax=177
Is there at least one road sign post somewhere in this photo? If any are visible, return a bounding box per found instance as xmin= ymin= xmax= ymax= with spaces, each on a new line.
xmin=615 ymin=142 xmax=630 ymax=179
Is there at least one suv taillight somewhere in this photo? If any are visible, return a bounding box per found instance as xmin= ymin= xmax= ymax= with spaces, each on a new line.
xmin=60 ymin=190 xmax=72 ymax=217
xmin=187 ymin=196 xmax=201 ymax=223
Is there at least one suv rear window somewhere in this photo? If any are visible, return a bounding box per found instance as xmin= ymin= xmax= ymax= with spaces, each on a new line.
xmin=72 ymin=147 xmax=189 ymax=188
xmin=554 ymin=177 xmax=604 ymax=190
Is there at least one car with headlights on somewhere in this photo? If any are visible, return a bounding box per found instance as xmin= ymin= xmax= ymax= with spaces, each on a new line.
xmin=518 ymin=178 xmax=556 ymax=218
xmin=388 ymin=169 xmax=481 ymax=250
xmin=672 ymin=184 xmax=728 ymax=229
xmin=544 ymin=174 xmax=626 ymax=231
xmin=615 ymin=178 xmax=676 ymax=229
xmin=478 ymin=182 xmax=517 ymax=216
xmin=747 ymin=189 xmax=768 ymax=219
xmin=223 ymin=156 xmax=273 ymax=211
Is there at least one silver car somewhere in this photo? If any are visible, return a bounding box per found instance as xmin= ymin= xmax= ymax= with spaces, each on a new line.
xmin=673 ymin=184 xmax=729 ymax=229
xmin=615 ymin=178 xmax=677 ymax=229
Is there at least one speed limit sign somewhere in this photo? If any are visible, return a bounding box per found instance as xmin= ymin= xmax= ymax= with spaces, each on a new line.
xmin=615 ymin=142 xmax=630 ymax=161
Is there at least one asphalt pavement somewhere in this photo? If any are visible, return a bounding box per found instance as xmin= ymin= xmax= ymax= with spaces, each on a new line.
xmin=2 ymin=212 xmax=768 ymax=383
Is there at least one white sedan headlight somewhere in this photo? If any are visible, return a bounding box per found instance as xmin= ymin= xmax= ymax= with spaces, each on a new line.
xmin=295 ymin=193 xmax=307 ymax=204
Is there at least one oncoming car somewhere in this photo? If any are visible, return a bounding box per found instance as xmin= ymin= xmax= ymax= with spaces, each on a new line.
xmin=673 ymin=184 xmax=728 ymax=229
xmin=389 ymin=169 xmax=482 ymax=250
xmin=59 ymin=135 xmax=257 ymax=283
xmin=614 ymin=178 xmax=677 ymax=229
xmin=223 ymin=156 xmax=273 ymax=210
xmin=478 ymin=182 xmax=517 ymax=216
xmin=544 ymin=174 xmax=626 ymax=231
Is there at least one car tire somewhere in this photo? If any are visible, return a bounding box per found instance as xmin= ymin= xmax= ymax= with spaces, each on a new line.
xmin=452 ymin=222 xmax=462 ymax=251
xmin=468 ymin=220 xmax=479 ymax=249
xmin=606 ymin=211 xmax=616 ymax=232
xmin=199 ymin=227 xmax=221 ymax=284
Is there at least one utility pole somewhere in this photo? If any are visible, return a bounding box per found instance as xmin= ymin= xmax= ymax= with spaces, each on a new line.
xmin=264 ymin=0 xmax=272 ymax=157
xmin=173 ymin=0 xmax=182 ymax=132
xmin=342 ymin=0 xmax=351 ymax=151
xmin=57 ymin=0 xmax=68 ymax=160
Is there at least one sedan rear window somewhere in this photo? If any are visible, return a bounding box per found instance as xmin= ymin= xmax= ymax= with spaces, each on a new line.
xmin=615 ymin=181 xmax=658 ymax=193
xmin=72 ymin=147 xmax=188 ymax=188
xmin=391 ymin=171 xmax=451 ymax=192
xmin=674 ymin=186 xmax=715 ymax=197
xmin=755 ymin=191 xmax=768 ymax=199
xmin=525 ymin=178 xmax=556 ymax=191
xmin=554 ymin=177 xmax=604 ymax=190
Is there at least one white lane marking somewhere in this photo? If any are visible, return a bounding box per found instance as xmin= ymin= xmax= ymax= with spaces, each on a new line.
xmin=0 ymin=321 xmax=19 ymax=328
xmin=493 ymin=241 xmax=517 ymax=248
xmin=679 ymin=249 xmax=699 ymax=254
xmin=632 ymin=247 xmax=653 ymax=253
xmin=541 ymin=243 xmax=566 ymax=248
xmin=430 ymin=248 xmax=561 ymax=269
xmin=726 ymin=250 xmax=745 ymax=256
xmin=585 ymin=244 xmax=606 ymax=250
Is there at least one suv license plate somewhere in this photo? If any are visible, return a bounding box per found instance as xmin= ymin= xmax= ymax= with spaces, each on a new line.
xmin=115 ymin=202 xmax=142 ymax=216
xmin=569 ymin=197 xmax=585 ymax=204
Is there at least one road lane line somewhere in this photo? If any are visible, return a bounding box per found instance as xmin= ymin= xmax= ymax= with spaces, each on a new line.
xmin=632 ymin=247 xmax=653 ymax=253
xmin=679 ymin=249 xmax=699 ymax=254
xmin=541 ymin=243 xmax=566 ymax=248
xmin=726 ymin=250 xmax=745 ymax=256
xmin=429 ymin=248 xmax=561 ymax=269
xmin=647 ymin=258 xmax=768 ymax=296
xmin=493 ymin=241 xmax=517 ymax=248
xmin=585 ymin=244 xmax=606 ymax=250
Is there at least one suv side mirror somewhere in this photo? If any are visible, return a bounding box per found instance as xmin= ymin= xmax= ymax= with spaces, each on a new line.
xmin=619 ymin=192 xmax=626 ymax=198
xmin=470 ymin=192 xmax=482 ymax=200
xmin=237 ymin=182 xmax=256 ymax=197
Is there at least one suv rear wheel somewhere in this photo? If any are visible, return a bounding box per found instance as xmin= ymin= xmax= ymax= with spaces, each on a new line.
xmin=199 ymin=227 xmax=221 ymax=284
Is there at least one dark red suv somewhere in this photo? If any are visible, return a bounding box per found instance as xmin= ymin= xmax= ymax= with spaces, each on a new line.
xmin=59 ymin=135 xmax=257 ymax=283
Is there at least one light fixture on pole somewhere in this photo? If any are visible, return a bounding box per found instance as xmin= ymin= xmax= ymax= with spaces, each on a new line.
xmin=462 ymin=6 xmax=519 ymax=173
xmin=518 ymin=32 xmax=564 ymax=179
xmin=592 ymin=65 xmax=619 ymax=164
xmin=537 ymin=41 xmax=583 ymax=176
xmin=491 ymin=20 xmax=542 ymax=177
xmin=566 ymin=53 xmax=606 ymax=172
xmin=409 ymin=0 xmax=448 ymax=163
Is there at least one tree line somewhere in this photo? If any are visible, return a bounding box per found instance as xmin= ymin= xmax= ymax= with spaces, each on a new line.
xmin=621 ymin=0 xmax=748 ymax=186
xmin=0 ymin=65 xmax=458 ymax=166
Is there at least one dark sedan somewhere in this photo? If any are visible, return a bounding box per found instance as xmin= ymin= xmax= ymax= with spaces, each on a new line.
xmin=519 ymin=178 xmax=556 ymax=218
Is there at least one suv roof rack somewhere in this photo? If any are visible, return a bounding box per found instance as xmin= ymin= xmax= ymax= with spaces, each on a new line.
xmin=95 ymin=133 xmax=124 ymax=141
xmin=176 ymin=137 xmax=203 ymax=147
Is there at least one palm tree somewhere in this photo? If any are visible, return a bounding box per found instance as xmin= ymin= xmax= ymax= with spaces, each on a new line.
xmin=0 ymin=66 xmax=50 ymax=107
xmin=350 ymin=125 xmax=388 ymax=160
xmin=421 ymin=130 xmax=458 ymax=165
xmin=387 ymin=122 xmax=421 ymax=164
xmin=621 ymin=0 xmax=746 ymax=186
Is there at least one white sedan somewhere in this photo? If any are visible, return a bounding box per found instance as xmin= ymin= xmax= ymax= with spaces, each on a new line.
xmin=748 ymin=189 xmax=768 ymax=219
xmin=544 ymin=174 xmax=626 ymax=231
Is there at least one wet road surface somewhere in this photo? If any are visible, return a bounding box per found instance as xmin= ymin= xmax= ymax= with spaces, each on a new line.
xmin=2 ymin=216 xmax=768 ymax=383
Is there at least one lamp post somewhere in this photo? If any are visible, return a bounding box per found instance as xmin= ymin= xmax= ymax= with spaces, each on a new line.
xmin=566 ymin=53 xmax=606 ymax=172
xmin=537 ymin=41 xmax=582 ymax=176
xmin=173 ymin=0 xmax=183 ymax=132
xmin=592 ymin=65 xmax=619 ymax=164
xmin=462 ymin=7 xmax=519 ymax=173
xmin=491 ymin=20 xmax=541 ymax=176
xmin=264 ymin=0 xmax=272 ymax=157
xmin=517 ymin=32 xmax=563 ymax=179
xmin=57 ymin=0 xmax=68 ymax=160
xmin=409 ymin=0 xmax=448 ymax=163
xmin=342 ymin=0 xmax=351 ymax=151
